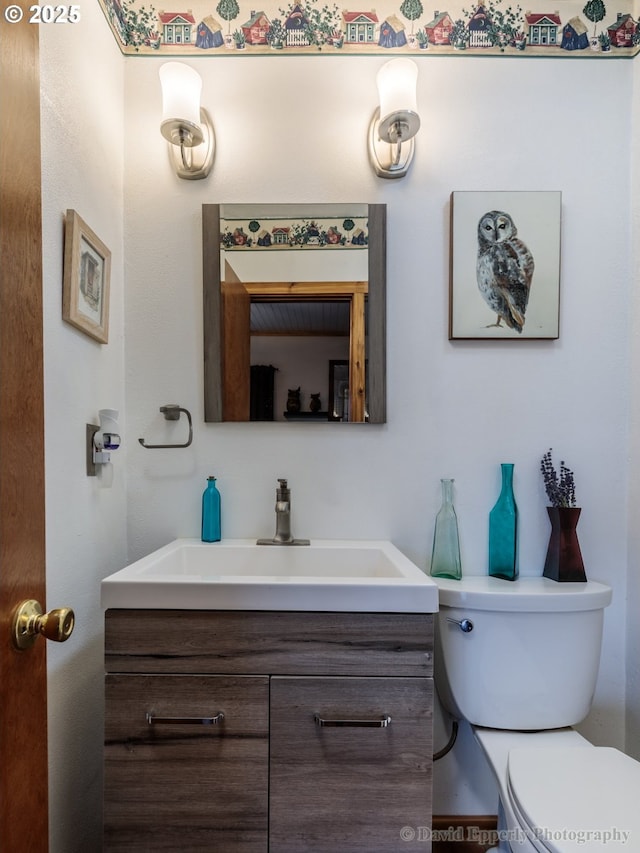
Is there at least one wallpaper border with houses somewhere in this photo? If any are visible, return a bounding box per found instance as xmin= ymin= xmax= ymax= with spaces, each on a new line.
xmin=99 ymin=0 xmax=640 ymax=58
xmin=220 ymin=215 xmax=369 ymax=250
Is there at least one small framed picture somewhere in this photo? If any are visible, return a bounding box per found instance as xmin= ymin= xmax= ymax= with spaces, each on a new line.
xmin=62 ymin=209 xmax=111 ymax=343
xmin=449 ymin=191 xmax=561 ymax=340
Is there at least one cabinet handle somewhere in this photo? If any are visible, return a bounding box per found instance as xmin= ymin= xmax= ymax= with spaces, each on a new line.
xmin=314 ymin=714 xmax=391 ymax=728
xmin=146 ymin=712 xmax=225 ymax=726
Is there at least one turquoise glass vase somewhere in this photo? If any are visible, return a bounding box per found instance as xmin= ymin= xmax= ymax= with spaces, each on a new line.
xmin=430 ymin=479 xmax=462 ymax=580
xmin=201 ymin=476 xmax=221 ymax=542
xmin=488 ymin=463 xmax=518 ymax=581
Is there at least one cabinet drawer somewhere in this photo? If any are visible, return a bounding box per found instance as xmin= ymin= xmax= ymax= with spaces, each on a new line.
xmin=105 ymin=610 xmax=433 ymax=676
xmin=104 ymin=674 xmax=268 ymax=852
xmin=269 ymin=676 xmax=433 ymax=852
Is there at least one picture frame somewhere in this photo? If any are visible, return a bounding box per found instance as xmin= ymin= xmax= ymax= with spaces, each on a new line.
xmin=62 ymin=209 xmax=111 ymax=343
xmin=449 ymin=191 xmax=561 ymax=340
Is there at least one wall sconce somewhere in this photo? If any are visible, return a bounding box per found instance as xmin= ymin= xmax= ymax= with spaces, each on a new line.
xmin=368 ymin=58 xmax=420 ymax=180
xmin=159 ymin=62 xmax=214 ymax=180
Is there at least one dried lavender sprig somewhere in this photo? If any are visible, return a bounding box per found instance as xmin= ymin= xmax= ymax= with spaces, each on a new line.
xmin=540 ymin=449 xmax=559 ymax=504
xmin=559 ymin=461 xmax=576 ymax=507
xmin=540 ymin=448 xmax=576 ymax=508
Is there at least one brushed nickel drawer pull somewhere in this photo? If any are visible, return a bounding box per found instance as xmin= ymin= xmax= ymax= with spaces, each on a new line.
xmin=146 ymin=712 xmax=225 ymax=726
xmin=314 ymin=714 xmax=391 ymax=728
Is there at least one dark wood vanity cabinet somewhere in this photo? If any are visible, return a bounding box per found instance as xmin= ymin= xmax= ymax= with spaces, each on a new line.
xmin=104 ymin=610 xmax=434 ymax=852
xmin=270 ymin=675 xmax=433 ymax=852
xmin=105 ymin=674 xmax=269 ymax=851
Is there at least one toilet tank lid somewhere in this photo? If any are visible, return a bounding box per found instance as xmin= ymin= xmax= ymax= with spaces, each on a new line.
xmin=435 ymin=576 xmax=612 ymax=612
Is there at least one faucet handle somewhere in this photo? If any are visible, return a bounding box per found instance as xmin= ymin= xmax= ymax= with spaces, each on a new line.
xmin=276 ymin=479 xmax=290 ymax=502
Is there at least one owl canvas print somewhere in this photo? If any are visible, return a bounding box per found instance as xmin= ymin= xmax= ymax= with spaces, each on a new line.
xmin=449 ymin=191 xmax=561 ymax=340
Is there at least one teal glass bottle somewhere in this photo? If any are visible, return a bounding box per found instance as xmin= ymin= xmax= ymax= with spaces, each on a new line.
xmin=201 ymin=476 xmax=221 ymax=542
xmin=430 ymin=479 xmax=462 ymax=580
xmin=488 ymin=463 xmax=518 ymax=581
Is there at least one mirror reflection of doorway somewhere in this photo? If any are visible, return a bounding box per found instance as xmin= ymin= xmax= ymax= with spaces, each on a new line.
xmin=222 ymin=264 xmax=368 ymax=422
xmin=203 ymin=203 xmax=387 ymax=425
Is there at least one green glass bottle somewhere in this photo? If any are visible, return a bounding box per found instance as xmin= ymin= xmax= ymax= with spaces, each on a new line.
xmin=488 ymin=463 xmax=518 ymax=581
xmin=430 ymin=478 xmax=462 ymax=580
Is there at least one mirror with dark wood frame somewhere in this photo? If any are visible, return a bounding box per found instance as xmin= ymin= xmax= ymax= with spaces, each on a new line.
xmin=203 ymin=203 xmax=386 ymax=424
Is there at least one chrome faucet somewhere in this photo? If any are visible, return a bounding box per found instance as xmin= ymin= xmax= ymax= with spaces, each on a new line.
xmin=274 ymin=479 xmax=293 ymax=543
xmin=257 ymin=479 xmax=310 ymax=546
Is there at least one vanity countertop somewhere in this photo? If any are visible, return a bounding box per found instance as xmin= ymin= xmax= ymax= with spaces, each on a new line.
xmin=101 ymin=538 xmax=439 ymax=613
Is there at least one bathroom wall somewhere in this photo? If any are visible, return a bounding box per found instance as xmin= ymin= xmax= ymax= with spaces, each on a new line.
xmin=40 ymin=8 xmax=127 ymax=852
xmin=627 ymin=60 xmax=640 ymax=763
xmin=34 ymin=13 xmax=638 ymax=841
xmin=123 ymin=54 xmax=632 ymax=813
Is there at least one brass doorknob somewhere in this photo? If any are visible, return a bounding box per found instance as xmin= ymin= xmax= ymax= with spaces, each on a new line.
xmin=11 ymin=599 xmax=75 ymax=650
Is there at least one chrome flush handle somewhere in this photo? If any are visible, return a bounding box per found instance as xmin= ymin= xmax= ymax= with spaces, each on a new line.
xmin=446 ymin=617 xmax=474 ymax=633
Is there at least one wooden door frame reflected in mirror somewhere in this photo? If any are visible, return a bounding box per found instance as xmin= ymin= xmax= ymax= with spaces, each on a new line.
xmin=202 ymin=204 xmax=386 ymax=424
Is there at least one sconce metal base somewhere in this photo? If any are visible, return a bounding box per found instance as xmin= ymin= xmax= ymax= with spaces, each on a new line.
xmin=368 ymin=107 xmax=416 ymax=179
xmin=167 ymin=108 xmax=215 ymax=180
xmin=86 ymin=423 xmax=99 ymax=476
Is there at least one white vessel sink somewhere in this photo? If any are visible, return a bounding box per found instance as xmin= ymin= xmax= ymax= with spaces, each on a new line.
xmin=101 ymin=538 xmax=438 ymax=613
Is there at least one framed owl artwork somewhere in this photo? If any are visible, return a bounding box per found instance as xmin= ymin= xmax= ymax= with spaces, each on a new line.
xmin=449 ymin=191 xmax=561 ymax=340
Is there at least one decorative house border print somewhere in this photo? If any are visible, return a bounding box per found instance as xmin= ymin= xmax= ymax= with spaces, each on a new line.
xmin=220 ymin=214 xmax=369 ymax=250
xmin=99 ymin=0 xmax=640 ymax=57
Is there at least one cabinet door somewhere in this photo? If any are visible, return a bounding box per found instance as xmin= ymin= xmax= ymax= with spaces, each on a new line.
xmin=105 ymin=674 xmax=268 ymax=852
xmin=270 ymin=676 xmax=432 ymax=852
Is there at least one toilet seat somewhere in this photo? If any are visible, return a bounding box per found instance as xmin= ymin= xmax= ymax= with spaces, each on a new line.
xmin=507 ymin=747 xmax=640 ymax=851
xmin=473 ymin=727 xmax=591 ymax=852
xmin=473 ymin=728 xmax=640 ymax=853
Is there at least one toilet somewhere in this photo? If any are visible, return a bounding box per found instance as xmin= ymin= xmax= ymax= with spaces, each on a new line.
xmin=434 ymin=575 xmax=640 ymax=851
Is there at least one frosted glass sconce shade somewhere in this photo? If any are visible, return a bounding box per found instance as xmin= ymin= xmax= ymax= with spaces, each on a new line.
xmin=376 ymin=58 xmax=420 ymax=140
xmin=158 ymin=62 xmax=215 ymax=180
xmin=159 ymin=62 xmax=203 ymax=144
xmin=368 ymin=58 xmax=421 ymax=179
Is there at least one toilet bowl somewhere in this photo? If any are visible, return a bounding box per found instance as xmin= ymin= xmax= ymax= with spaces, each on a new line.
xmin=433 ymin=576 xmax=640 ymax=851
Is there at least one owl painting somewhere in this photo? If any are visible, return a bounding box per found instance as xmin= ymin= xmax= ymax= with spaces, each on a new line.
xmin=476 ymin=210 xmax=535 ymax=334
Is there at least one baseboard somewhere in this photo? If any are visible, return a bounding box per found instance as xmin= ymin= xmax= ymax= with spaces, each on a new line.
xmin=432 ymin=815 xmax=498 ymax=852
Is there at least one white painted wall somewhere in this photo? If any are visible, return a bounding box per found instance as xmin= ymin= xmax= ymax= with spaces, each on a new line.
xmin=38 ymin=18 xmax=638 ymax=846
xmin=627 ymin=59 xmax=640 ymax=762
xmin=40 ymin=7 xmax=126 ymax=852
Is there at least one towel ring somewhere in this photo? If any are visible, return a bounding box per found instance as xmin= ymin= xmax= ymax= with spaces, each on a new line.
xmin=138 ymin=404 xmax=193 ymax=449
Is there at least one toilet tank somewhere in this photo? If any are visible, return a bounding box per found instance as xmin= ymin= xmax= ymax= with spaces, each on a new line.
xmin=434 ymin=576 xmax=612 ymax=730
